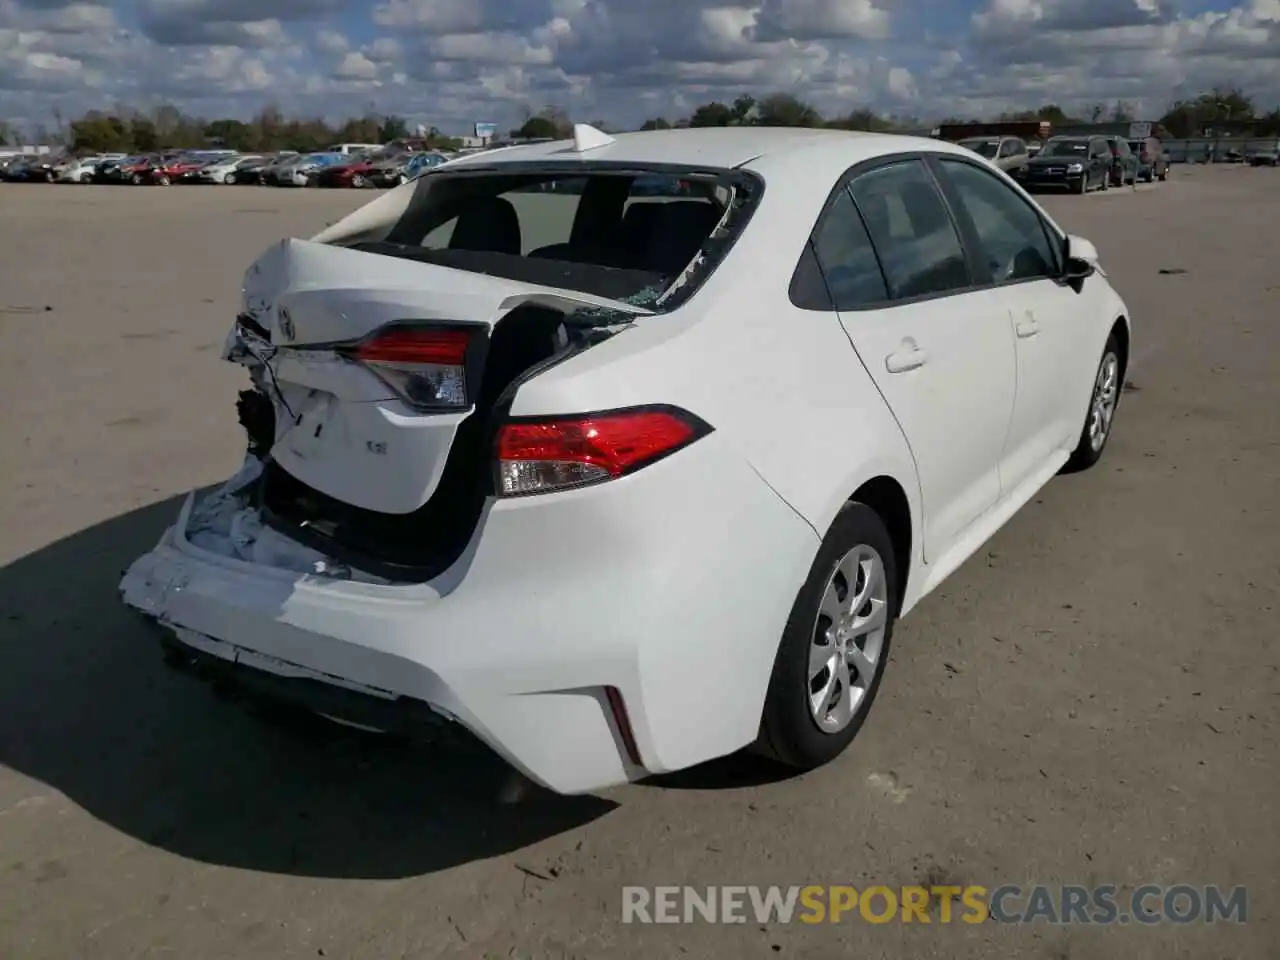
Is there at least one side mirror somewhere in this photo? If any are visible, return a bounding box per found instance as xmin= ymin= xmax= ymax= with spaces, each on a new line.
xmin=1064 ymin=234 xmax=1098 ymax=280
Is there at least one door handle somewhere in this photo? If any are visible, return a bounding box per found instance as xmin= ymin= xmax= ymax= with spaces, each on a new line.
xmin=1015 ymin=315 xmax=1040 ymax=338
xmin=885 ymin=345 xmax=928 ymax=373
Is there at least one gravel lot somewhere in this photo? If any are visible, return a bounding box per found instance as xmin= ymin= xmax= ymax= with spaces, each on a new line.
xmin=1 ymin=169 xmax=1277 ymax=960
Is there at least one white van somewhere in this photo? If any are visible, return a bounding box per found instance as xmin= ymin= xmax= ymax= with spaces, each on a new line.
xmin=326 ymin=143 xmax=382 ymax=156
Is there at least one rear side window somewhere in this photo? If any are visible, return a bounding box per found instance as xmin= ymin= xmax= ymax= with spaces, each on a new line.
xmin=848 ymin=160 xmax=970 ymax=301
xmin=809 ymin=187 xmax=888 ymax=309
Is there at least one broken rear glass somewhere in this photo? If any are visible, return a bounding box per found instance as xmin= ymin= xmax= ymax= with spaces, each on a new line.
xmin=340 ymin=164 xmax=763 ymax=310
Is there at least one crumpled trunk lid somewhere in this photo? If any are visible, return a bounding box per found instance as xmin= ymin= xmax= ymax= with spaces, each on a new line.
xmin=231 ymin=238 xmax=648 ymax=515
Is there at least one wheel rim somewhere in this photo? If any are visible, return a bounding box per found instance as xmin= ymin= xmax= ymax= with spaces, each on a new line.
xmin=808 ymin=544 xmax=889 ymax=734
xmin=1088 ymin=352 xmax=1120 ymax=451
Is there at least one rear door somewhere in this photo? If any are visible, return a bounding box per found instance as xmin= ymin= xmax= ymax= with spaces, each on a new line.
xmin=816 ymin=157 xmax=1017 ymax=562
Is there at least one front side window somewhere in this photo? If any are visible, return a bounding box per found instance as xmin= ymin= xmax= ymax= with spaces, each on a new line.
xmin=938 ymin=159 xmax=1060 ymax=283
xmin=848 ymin=160 xmax=970 ymax=300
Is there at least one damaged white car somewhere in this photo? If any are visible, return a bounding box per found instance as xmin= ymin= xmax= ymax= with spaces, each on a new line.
xmin=121 ymin=125 xmax=1131 ymax=795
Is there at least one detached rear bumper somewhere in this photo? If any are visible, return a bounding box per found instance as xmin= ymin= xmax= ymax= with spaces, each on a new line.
xmin=120 ymin=437 xmax=819 ymax=794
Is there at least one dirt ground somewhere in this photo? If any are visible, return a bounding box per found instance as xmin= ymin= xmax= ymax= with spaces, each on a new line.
xmin=1 ymin=169 xmax=1277 ymax=960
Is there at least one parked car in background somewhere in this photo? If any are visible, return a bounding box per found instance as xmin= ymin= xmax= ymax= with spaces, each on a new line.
xmin=15 ymin=152 xmax=72 ymax=182
xmin=956 ymin=136 xmax=1030 ymax=175
xmin=53 ymin=154 xmax=125 ymax=183
xmin=1128 ymin=137 xmax=1169 ymax=182
xmin=1104 ymin=137 xmax=1137 ymax=186
xmin=254 ymin=155 xmax=295 ymax=185
xmin=368 ymin=151 xmax=449 ymax=187
xmin=151 ymin=154 xmax=220 ymax=185
xmin=312 ymin=150 xmax=391 ymax=188
xmin=326 ymin=142 xmax=382 ymax=155
xmin=0 ymin=155 xmax=40 ymax=181
xmin=1015 ymin=136 xmax=1112 ymax=193
xmin=1249 ymin=147 xmax=1279 ymax=167
xmin=263 ymin=152 xmax=344 ymax=186
xmin=120 ymin=126 xmax=1132 ymax=796
xmin=231 ymin=155 xmax=281 ymax=183
xmin=101 ymin=154 xmax=164 ymax=184
xmin=200 ymin=154 xmax=264 ymax=184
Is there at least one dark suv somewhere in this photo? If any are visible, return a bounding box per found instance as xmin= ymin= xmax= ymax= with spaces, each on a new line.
xmin=1017 ymin=136 xmax=1113 ymax=193
xmin=1128 ymin=137 xmax=1169 ymax=182
xmin=1105 ymin=137 xmax=1138 ymax=186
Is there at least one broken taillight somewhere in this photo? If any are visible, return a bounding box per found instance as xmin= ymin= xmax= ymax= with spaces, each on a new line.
xmin=340 ymin=325 xmax=477 ymax=410
xmin=494 ymin=405 xmax=712 ymax=497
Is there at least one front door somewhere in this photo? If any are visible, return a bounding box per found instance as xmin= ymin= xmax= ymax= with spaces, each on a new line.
xmin=932 ymin=155 xmax=1083 ymax=493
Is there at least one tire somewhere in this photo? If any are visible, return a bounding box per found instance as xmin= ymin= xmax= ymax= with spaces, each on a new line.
xmin=157 ymin=174 xmax=170 ymax=186
xmin=757 ymin=502 xmax=897 ymax=769
xmin=351 ymin=174 xmax=366 ymax=188
xmin=80 ymin=173 xmax=92 ymax=184
xmin=130 ymin=173 xmax=143 ymax=185
xmin=223 ymin=173 xmax=236 ymax=185
xmin=1064 ymin=333 xmax=1122 ymax=473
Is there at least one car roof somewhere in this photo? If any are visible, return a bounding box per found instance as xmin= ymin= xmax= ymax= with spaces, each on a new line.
xmin=438 ymin=126 xmax=980 ymax=183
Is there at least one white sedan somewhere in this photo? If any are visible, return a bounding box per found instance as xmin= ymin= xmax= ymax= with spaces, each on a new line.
xmin=120 ymin=125 xmax=1131 ymax=794
xmin=53 ymin=154 xmax=124 ymax=183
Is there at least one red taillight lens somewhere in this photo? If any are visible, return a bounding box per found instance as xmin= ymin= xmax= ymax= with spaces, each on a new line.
xmin=495 ymin=405 xmax=712 ymax=497
xmin=343 ymin=325 xmax=475 ymax=409
xmin=354 ymin=328 xmax=470 ymax=366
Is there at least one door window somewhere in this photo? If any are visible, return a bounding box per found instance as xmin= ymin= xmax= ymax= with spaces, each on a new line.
xmin=809 ymin=186 xmax=889 ymax=309
xmin=848 ymin=160 xmax=970 ymax=301
xmin=938 ymin=158 xmax=1061 ymax=283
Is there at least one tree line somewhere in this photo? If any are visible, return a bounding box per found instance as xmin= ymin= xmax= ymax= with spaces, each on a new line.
xmin=0 ymin=104 xmax=464 ymax=154
xmin=2 ymin=86 xmax=1276 ymax=154
xmin=507 ymin=87 xmax=1280 ymax=141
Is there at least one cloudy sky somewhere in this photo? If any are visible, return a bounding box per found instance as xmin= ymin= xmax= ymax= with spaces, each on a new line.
xmin=2 ymin=0 xmax=1279 ymax=135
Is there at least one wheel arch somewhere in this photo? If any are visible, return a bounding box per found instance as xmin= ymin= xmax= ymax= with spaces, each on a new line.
xmin=846 ymin=475 xmax=915 ymax=616
xmin=1110 ymin=314 xmax=1130 ymax=381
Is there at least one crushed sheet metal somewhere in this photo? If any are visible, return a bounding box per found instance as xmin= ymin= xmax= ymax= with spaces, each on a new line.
xmin=169 ymin=455 xmax=388 ymax=584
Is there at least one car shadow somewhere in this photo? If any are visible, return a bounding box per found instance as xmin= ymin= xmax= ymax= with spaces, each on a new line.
xmin=0 ymin=496 xmax=615 ymax=880
xmin=640 ymin=752 xmax=804 ymax=790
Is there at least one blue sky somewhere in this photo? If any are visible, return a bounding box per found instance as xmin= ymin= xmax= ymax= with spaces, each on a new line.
xmin=2 ymin=0 xmax=1279 ymax=135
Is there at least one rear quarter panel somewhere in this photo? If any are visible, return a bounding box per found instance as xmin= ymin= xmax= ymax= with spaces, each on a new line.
xmin=510 ymin=165 xmax=922 ymax=565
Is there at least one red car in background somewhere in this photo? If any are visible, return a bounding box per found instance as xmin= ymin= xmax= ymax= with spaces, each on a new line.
xmin=313 ymin=154 xmax=388 ymax=188
xmin=110 ymin=154 xmax=165 ymax=184
xmin=150 ymin=155 xmax=213 ymax=185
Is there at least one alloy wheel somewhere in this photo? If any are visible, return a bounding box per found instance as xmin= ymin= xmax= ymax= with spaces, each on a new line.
xmin=1088 ymin=351 xmax=1120 ymax=452
xmin=808 ymin=544 xmax=889 ymax=734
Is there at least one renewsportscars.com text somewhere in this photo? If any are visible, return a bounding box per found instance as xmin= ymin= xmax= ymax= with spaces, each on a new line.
xmin=621 ymin=884 xmax=1248 ymax=925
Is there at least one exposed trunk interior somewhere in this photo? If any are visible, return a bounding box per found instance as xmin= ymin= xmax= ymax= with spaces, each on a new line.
xmin=246 ymin=303 xmax=590 ymax=581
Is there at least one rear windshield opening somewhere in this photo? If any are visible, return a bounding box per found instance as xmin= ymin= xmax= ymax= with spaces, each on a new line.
xmin=339 ymin=165 xmax=762 ymax=308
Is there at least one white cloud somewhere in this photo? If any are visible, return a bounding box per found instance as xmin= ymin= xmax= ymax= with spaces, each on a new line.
xmin=2 ymin=0 xmax=1280 ymax=139
xmin=333 ymin=50 xmax=378 ymax=80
